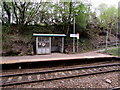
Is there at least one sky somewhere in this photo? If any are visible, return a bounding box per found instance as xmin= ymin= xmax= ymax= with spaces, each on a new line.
xmin=83 ymin=0 xmax=119 ymax=13
xmin=5 ymin=0 xmax=119 ymax=7
xmin=91 ymin=0 xmax=119 ymax=8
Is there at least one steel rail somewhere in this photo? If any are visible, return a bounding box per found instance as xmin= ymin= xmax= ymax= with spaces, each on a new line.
xmin=1 ymin=63 xmax=120 ymax=77
xmin=1 ymin=69 xmax=120 ymax=87
xmin=109 ymin=87 xmax=120 ymax=90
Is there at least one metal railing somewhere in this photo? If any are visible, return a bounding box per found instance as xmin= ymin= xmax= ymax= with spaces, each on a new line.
xmin=95 ymin=41 xmax=120 ymax=48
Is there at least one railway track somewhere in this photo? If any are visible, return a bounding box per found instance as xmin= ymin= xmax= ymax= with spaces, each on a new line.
xmin=1 ymin=63 xmax=120 ymax=87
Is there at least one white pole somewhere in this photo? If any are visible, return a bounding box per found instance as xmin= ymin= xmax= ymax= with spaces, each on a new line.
xmin=73 ymin=15 xmax=75 ymax=53
xmin=106 ymin=31 xmax=108 ymax=51
xmin=61 ymin=37 xmax=64 ymax=53
xmin=77 ymin=39 xmax=78 ymax=52
xmin=116 ymin=22 xmax=118 ymax=47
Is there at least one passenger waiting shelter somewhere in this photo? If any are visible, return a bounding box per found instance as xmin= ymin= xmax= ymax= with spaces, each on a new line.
xmin=33 ymin=33 xmax=66 ymax=54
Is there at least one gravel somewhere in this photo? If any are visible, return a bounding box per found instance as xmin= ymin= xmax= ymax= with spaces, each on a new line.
xmin=2 ymin=72 xmax=119 ymax=88
xmin=1 ymin=60 xmax=119 ymax=88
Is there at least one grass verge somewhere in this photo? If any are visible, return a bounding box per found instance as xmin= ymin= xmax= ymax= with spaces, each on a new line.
xmin=100 ymin=47 xmax=120 ymax=56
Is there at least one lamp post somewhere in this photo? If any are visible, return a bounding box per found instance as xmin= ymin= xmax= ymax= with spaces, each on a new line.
xmin=116 ymin=22 xmax=118 ymax=47
xmin=73 ymin=15 xmax=75 ymax=53
xmin=73 ymin=14 xmax=78 ymax=53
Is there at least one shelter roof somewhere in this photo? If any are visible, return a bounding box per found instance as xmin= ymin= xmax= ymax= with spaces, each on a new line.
xmin=33 ymin=33 xmax=66 ymax=37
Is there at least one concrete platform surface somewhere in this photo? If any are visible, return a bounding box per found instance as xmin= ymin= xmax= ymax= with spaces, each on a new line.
xmin=1 ymin=52 xmax=117 ymax=65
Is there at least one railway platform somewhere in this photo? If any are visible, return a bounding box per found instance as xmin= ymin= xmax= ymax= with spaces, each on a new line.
xmin=1 ymin=51 xmax=118 ymax=65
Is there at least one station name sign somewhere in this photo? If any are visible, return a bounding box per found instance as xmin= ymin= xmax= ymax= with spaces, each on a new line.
xmin=70 ymin=33 xmax=80 ymax=39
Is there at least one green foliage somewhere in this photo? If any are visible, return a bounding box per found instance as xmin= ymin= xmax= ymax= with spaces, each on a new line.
xmin=76 ymin=12 xmax=88 ymax=29
xmin=101 ymin=48 xmax=120 ymax=56
xmin=79 ymin=38 xmax=94 ymax=52
xmin=75 ymin=3 xmax=90 ymax=29
xmin=98 ymin=4 xmax=118 ymax=31
xmin=2 ymin=25 xmax=11 ymax=34
xmin=98 ymin=3 xmax=108 ymax=13
xmin=2 ymin=2 xmax=92 ymax=35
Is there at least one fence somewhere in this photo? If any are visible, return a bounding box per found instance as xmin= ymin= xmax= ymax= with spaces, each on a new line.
xmin=95 ymin=41 xmax=120 ymax=48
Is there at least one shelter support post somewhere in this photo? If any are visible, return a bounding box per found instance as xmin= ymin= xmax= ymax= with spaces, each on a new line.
xmin=61 ymin=37 xmax=64 ymax=53
xmin=36 ymin=37 xmax=38 ymax=54
xmin=49 ymin=37 xmax=51 ymax=53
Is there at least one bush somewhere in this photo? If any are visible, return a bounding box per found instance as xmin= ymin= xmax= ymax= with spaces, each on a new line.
xmin=2 ymin=25 xmax=11 ymax=34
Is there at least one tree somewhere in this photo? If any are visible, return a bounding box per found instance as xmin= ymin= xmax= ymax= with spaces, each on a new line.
xmin=75 ymin=3 xmax=90 ymax=29
xmin=98 ymin=4 xmax=118 ymax=34
xmin=2 ymin=1 xmax=91 ymax=35
xmin=2 ymin=2 xmax=11 ymax=24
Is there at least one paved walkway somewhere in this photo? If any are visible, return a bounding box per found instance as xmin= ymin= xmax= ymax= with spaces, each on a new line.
xmin=1 ymin=51 xmax=116 ymax=64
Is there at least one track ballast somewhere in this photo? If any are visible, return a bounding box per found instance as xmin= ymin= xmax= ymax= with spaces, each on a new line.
xmin=1 ymin=63 xmax=120 ymax=87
